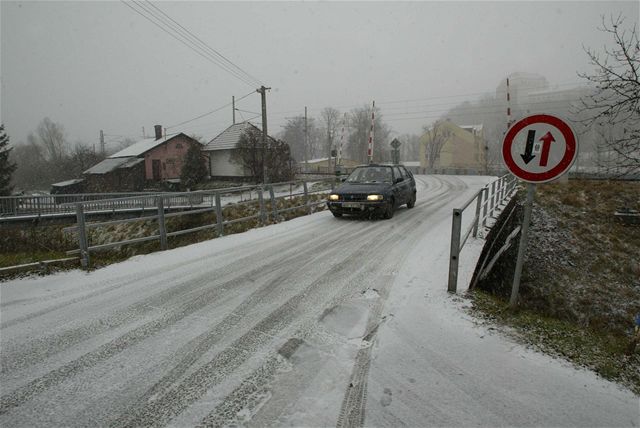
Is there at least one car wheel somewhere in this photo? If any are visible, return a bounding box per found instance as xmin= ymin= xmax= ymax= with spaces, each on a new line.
xmin=382 ymin=199 xmax=395 ymax=219
xmin=407 ymin=192 xmax=416 ymax=208
xmin=332 ymin=212 xmax=342 ymax=218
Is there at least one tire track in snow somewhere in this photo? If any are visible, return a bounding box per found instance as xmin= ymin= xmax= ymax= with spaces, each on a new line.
xmin=1 ymin=218 xmax=360 ymax=374
xmin=0 ymin=220 xmax=373 ymax=416
xmin=0 ymin=175 xmax=478 ymax=425
xmin=336 ymin=175 xmax=468 ymax=428
xmin=196 ymin=177 xmax=470 ymax=427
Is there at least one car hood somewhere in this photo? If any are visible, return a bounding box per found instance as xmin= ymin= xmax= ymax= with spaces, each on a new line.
xmin=334 ymin=182 xmax=392 ymax=194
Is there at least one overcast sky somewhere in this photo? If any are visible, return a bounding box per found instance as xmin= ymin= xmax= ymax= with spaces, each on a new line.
xmin=1 ymin=1 xmax=638 ymax=149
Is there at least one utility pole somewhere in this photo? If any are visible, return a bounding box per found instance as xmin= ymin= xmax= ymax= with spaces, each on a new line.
xmin=257 ymin=86 xmax=271 ymax=183
xmin=304 ymin=106 xmax=308 ymax=168
xmin=368 ymin=100 xmax=375 ymax=164
xmin=232 ymin=96 xmax=236 ymax=125
xmin=99 ymin=130 xmax=105 ymax=155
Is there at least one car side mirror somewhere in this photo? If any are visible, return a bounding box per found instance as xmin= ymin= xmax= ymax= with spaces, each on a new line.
xmin=395 ymin=177 xmax=403 ymax=184
xmin=340 ymin=177 xmax=347 ymax=182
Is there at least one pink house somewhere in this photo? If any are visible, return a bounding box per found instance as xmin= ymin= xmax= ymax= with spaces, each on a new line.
xmin=107 ymin=125 xmax=203 ymax=182
xmin=83 ymin=125 xmax=204 ymax=192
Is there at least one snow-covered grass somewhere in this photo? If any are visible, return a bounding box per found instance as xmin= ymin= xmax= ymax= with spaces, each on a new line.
xmin=470 ymin=179 xmax=640 ymax=395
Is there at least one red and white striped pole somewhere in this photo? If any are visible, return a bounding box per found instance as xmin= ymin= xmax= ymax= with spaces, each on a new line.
xmin=367 ymin=100 xmax=375 ymax=164
xmin=506 ymin=78 xmax=512 ymax=130
xmin=338 ymin=112 xmax=346 ymax=166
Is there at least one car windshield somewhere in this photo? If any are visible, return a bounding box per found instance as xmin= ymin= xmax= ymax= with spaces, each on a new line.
xmin=346 ymin=167 xmax=392 ymax=183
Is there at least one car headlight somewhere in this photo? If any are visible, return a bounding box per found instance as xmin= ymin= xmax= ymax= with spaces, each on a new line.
xmin=367 ymin=194 xmax=383 ymax=201
xmin=328 ymin=194 xmax=339 ymax=201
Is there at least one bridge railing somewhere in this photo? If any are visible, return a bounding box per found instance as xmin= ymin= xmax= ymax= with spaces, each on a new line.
xmin=63 ymin=179 xmax=335 ymax=269
xmin=0 ymin=192 xmax=162 ymax=218
xmin=447 ymin=175 xmax=518 ymax=293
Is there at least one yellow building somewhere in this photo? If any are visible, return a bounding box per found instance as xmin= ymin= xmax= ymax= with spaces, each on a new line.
xmin=420 ymin=121 xmax=487 ymax=173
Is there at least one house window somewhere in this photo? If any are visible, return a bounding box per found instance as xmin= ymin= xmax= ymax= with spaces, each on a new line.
xmin=176 ymin=143 xmax=183 ymax=149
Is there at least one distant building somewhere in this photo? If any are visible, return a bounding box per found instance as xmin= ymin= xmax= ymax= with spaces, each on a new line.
xmin=420 ymin=121 xmax=487 ymax=173
xmin=202 ymin=122 xmax=279 ymax=181
xmin=83 ymin=125 xmax=202 ymax=192
xmin=50 ymin=178 xmax=85 ymax=195
xmin=495 ymin=72 xmax=550 ymax=106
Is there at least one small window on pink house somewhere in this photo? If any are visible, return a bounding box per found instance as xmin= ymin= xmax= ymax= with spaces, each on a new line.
xmin=176 ymin=143 xmax=183 ymax=149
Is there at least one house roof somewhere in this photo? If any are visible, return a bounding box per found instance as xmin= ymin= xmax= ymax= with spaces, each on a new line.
xmin=51 ymin=178 xmax=85 ymax=187
xmin=109 ymin=133 xmax=198 ymax=158
xmin=203 ymin=122 xmax=265 ymax=151
xmin=460 ymin=124 xmax=484 ymax=133
xmin=84 ymin=157 xmax=144 ymax=175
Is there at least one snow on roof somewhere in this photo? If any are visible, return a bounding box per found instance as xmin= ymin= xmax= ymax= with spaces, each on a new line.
xmin=108 ymin=133 xmax=197 ymax=158
xmin=51 ymin=178 xmax=85 ymax=187
xmin=203 ymin=122 xmax=263 ymax=151
xmin=84 ymin=157 xmax=144 ymax=175
xmin=304 ymin=157 xmax=334 ymax=164
xmin=460 ymin=124 xmax=484 ymax=133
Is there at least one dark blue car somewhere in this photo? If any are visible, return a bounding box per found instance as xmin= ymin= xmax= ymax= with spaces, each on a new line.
xmin=327 ymin=164 xmax=417 ymax=219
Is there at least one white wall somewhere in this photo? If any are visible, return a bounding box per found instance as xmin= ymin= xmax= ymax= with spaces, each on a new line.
xmin=208 ymin=149 xmax=248 ymax=177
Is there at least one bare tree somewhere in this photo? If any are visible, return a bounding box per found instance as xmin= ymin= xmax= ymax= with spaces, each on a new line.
xmin=346 ymin=105 xmax=391 ymax=163
xmin=578 ymin=14 xmax=640 ymax=175
xmin=63 ymin=143 xmax=106 ymax=178
xmin=34 ymin=117 xmax=67 ymax=162
xmin=423 ymin=120 xmax=452 ymax=171
xmin=320 ymin=107 xmax=340 ymax=162
xmin=398 ymin=133 xmax=421 ymax=161
xmin=233 ymin=127 xmax=294 ymax=183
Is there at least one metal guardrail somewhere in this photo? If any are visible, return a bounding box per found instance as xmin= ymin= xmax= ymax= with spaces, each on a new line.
xmin=0 ymin=192 xmax=161 ymax=218
xmin=64 ymin=179 xmax=335 ymax=269
xmin=0 ymin=187 xmax=268 ymax=219
xmin=447 ymin=175 xmax=518 ymax=293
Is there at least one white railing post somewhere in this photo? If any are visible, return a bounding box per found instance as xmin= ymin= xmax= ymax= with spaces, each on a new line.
xmin=215 ymin=192 xmax=224 ymax=236
xmin=76 ymin=203 xmax=90 ymax=270
xmin=303 ymin=181 xmax=311 ymax=215
xmin=157 ymin=196 xmax=168 ymax=251
xmin=448 ymin=208 xmax=463 ymax=293
xmin=269 ymin=186 xmax=278 ymax=221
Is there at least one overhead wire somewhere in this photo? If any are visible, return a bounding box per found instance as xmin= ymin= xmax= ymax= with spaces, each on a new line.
xmin=143 ymin=0 xmax=263 ymax=87
xmin=122 ymin=1 xmax=261 ymax=88
xmin=128 ymin=0 xmax=258 ymax=87
xmin=166 ymin=90 xmax=255 ymax=129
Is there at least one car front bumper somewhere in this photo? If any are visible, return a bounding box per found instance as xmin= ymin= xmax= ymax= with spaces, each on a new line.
xmin=326 ymin=200 xmax=386 ymax=215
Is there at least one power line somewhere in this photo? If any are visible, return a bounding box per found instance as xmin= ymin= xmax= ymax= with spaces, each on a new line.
xmin=142 ymin=0 xmax=263 ymax=87
xmin=264 ymin=81 xmax=588 ymax=118
xmin=122 ymin=1 xmax=261 ymax=88
xmin=235 ymin=108 xmax=261 ymax=115
xmin=128 ymin=0 xmax=258 ymax=87
xmin=166 ymin=90 xmax=255 ymax=129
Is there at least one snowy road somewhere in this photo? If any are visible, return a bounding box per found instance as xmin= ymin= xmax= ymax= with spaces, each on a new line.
xmin=0 ymin=175 xmax=637 ymax=427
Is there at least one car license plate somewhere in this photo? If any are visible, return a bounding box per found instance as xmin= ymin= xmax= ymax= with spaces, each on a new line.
xmin=342 ymin=202 xmax=361 ymax=208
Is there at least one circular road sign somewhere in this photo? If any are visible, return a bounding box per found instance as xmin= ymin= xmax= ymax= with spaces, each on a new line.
xmin=502 ymin=114 xmax=577 ymax=183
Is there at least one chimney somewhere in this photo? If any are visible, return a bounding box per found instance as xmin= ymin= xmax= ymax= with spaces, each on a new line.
xmin=154 ymin=125 xmax=162 ymax=140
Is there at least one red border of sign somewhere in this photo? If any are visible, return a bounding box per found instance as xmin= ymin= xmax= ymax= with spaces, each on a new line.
xmin=502 ymin=114 xmax=577 ymax=183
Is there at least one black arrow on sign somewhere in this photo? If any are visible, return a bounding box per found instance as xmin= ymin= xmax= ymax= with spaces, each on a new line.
xmin=520 ymin=129 xmax=536 ymax=164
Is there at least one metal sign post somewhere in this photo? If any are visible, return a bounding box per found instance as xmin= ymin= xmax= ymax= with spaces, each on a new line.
xmin=502 ymin=114 xmax=578 ymax=307
xmin=509 ymin=183 xmax=535 ymax=307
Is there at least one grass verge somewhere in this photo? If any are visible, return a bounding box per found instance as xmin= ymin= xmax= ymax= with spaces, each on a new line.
xmin=470 ymin=290 xmax=640 ymax=395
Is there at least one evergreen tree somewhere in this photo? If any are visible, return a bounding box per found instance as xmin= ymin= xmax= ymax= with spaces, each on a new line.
xmin=0 ymin=125 xmax=17 ymax=195
xmin=180 ymin=143 xmax=208 ymax=189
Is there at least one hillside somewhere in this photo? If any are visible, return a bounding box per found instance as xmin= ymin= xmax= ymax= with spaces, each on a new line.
xmin=472 ymin=179 xmax=640 ymax=394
